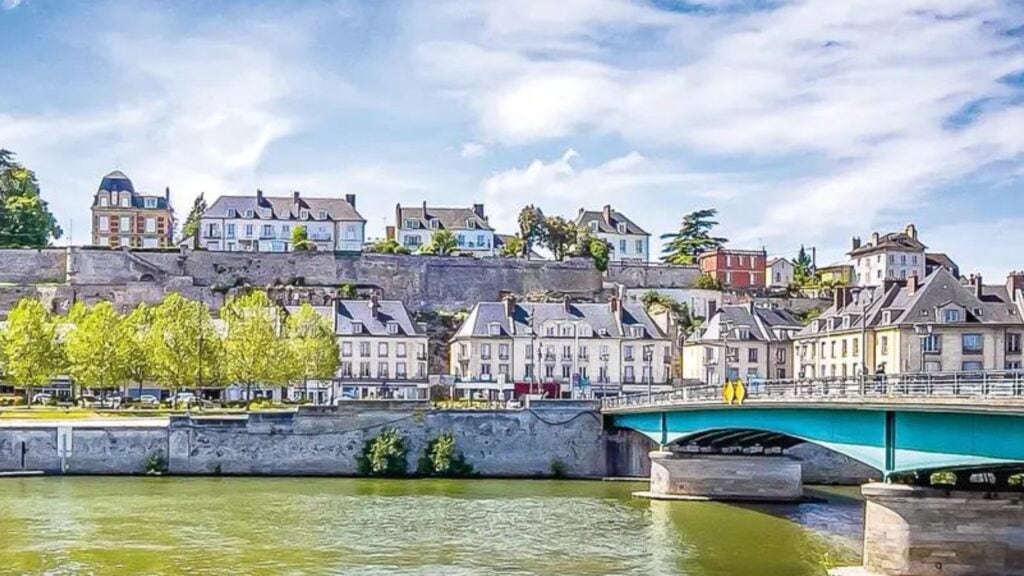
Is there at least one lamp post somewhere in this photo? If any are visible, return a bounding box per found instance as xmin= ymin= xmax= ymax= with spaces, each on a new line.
xmin=913 ymin=323 xmax=933 ymax=395
xmin=720 ymin=320 xmax=734 ymax=386
xmin=643 ymin=344 xmax=654 ymax=399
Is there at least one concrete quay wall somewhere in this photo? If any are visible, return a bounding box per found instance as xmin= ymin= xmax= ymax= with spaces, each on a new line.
xmin=0 ymin=402 xmax=606 ymax=478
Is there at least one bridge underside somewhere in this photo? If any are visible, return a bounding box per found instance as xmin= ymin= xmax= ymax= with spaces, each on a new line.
xmin=611 ymin=407 xmax=1024 ymax=476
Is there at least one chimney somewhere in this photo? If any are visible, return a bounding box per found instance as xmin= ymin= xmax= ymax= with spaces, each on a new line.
xmin=165 ymin=186 xmax=171 ymax=201
xmin=833 ymin=287 xmax=851 ymax=310
xmin=851 ymin=236 xmax=861 ymax=250
xmin=369 ymin=291 xmax=380 ymax=318
xmin=707 ymin=300 xmax=718 ymax=319
xmin=1007 ymin=271 xmax=1024 ymax=301
xmin=472 ymin=203 xmax=485 ymax=219
xmin=602 ymin=204 xmax=612 ymax=224
xmin=345 ymin=194 xmax=356 ymax=209
xmin=292 ymin=190 xmax=300 ymax=203
xmin=422 ymin=200 xmax=427 ymax=215
xmin=905 ymin=223 xmax=917 ymax=240
xmin=578 ymin=207 xmax=585 ymax=217
xmin=609 ymin=294 xmax=620 ymax=316
xmin=907 ymin=273 xmax=919 ymax=296
xmin=563 ymin=296 xmax=571 ymax=315
xmin=973 ymin=273 xmax=983 ymax=299
xmin=256 ymin=189 xmax=263 ymax=203
xmin=501 ymin=293 xmax=516 ymax=321
xmin=871 ymin=232 xmax=880 ymax=245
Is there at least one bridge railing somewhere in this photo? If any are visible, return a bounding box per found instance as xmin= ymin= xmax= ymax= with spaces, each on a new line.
xmin=601 ymin=370 xmax=1024 ymax=410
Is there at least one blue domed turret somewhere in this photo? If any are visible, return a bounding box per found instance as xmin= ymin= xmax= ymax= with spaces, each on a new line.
xmin=99 ymin=170 xmax=135 ymax=194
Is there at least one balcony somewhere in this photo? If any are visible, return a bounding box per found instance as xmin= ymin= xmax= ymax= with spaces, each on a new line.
xmin=416 ymin=352 xmax=428 ymax=361
xmin=309 ymin=232 xmax=333 ymax=241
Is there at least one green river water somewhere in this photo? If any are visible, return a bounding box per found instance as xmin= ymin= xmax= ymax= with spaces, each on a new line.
xmin=0 ymin=477 xmax=862 ymax=576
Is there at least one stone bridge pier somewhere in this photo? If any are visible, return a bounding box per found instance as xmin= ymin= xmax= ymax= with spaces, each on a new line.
xmin=641 ymin=450 xmax=804 ymax=501
xmin=832 ymin=483 xmax=1024 ymax=576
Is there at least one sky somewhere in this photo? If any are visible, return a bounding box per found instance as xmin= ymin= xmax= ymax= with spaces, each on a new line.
xmin=1 ymin=0 xmax=1023 ymax=277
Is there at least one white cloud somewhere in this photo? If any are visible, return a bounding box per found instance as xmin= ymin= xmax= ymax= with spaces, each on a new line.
xmin=460 ymin=142 xmax=487 ymax=159
xmin=1 ymin=0 xmax=23 ymax=10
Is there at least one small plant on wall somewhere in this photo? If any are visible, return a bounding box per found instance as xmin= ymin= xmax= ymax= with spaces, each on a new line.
xmin=417 ymin=432 xmax=475 ymax=477
xmin=357 ymin=427 xmax=408 ymax=476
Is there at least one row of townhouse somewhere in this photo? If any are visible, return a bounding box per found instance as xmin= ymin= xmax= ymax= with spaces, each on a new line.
xmin=680 ymin=269 xmax=1024 ymax=385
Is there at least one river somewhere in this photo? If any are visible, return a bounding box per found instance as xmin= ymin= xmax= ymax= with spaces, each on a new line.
xmin=0 ymin=477 xmax=862 ymax=576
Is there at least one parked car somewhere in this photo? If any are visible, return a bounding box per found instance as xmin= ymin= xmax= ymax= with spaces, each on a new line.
xmin=31 ymin=393 xmax=53 ymax=405
xmin=77 ymin=394 xmax=100 ymax=408
xmin=137 ymin=394 xmax=160 ymax=407
xmin=174 ymin=392 xmax=197 ymax=407
xmin=99 ymin=396 xmax=123 ymax=409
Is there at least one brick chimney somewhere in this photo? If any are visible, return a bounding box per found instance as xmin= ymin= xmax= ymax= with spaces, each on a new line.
xmin=905 ymin=223 xmax=917 ymax=241
xmin=1007 ymin=271 xmax=1024 ymax=301
xmin=603 ymin=204 xmax=613 ymax=224
xmin=472 ymin=203 xmax=485 ymax=219
xmin=503 ymin=293 xmax=516 ymax=320
xmin=345 ymin=193 xmax=356 ymax=209
xmin=907 ymin=273 xmax=919 ymax=296
xmin=851 ymin=236 xmax=861 ymax=250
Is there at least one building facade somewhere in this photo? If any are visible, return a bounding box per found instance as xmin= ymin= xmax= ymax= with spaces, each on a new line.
xmin=682 ymin=303 xmax=803 ymax=384
xmin=198 ymin=191 xmax=364 ymax=252
xmin=698 ymin=248 xmax=768 ymax=289
xmin=767 ymin=258 xmax=795 ymax=289
xmin=394 ymin=203 xmax=495 ymax=256
xmin=335 ymin=297 xmax=429 ymax=399
xmin=849 ymin=224 xmax=926 ymax=287
xmin=793 ymin=269 xmax=1024 ymax=378
xmin=575 ymin=206 xmax=650 ymax=262
xmin=817 ymin=263 xmax=854 ymax=286
xmin=450 ymin=297 xmax=672 ymax=397
xmin=91 ymin=171 xmax=175 ymax=249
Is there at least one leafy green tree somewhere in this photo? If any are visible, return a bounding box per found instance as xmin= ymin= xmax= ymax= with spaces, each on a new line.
xmin=370 ymin=238 xmax=410 ymax=255
xmin=641 ymin=290 xmax=697 ymax=337
xmin=0 ymin=150 xmax=62 ymax=248
xmin=182 ymin=192 xmax=206 ymax=243
xmin=499 ymin=235 xmax=524 ymax=258
xmin=794 ymin=245 xmax=814 ymax=286
xmin=660 ymin=209 xmax=727 ymax=265
xmin=285 ymin=303 xmax=340 ymax=403
xmin=420 ymin=228 xmax=457 ymax=255
xmin=2 ymin=299 xmax=62 ymax=406
xmin=337 ymin=283 xmax=357 ymax=299
xmin=517 ymin=205 xmax=547 ymax=258
xmin=222 ymin=291 xmax=288 ymax=403
xmin=696 ymin=273 xmax=723 ymax=290
xmin=291 ymin=225 xmax=315 ymax=251
xmin=542 ymin=216 xmax=578 ymax=261
xmin=64 ymin=302 xmax=130 ymax=398
xmin=122 ymin=304 xmax=156 ymax=399
xmin=146 ymin=294 xmax=222 ymax=396
xmin=572 ymin=228 xmax=611 ymax=271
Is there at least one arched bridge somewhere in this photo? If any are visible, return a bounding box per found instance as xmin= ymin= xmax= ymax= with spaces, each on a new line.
xmin=603 ymin=371 xmax=1024 ymax=477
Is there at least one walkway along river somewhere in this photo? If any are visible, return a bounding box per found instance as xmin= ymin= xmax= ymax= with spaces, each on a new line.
xmin=0 ymin=477 xmax=863 ymax=576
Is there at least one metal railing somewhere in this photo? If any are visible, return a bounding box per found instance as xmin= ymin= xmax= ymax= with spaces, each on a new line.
xmin=601 ymin=370 xmax=1024 ymax=411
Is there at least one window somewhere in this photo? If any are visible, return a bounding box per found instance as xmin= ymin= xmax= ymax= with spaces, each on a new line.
xmin=1007 ymin=360 xmax=1022 ymax=370
xmin=98 ymin=216 xmax=109 ymax=231
xmin=961 ymin=360 xmax=984 ymax=372
xmin=418 ymin=343 xmax=426 ymax=359
xmin=619 ymin=239 xmax=627 ymax=253
xmin=598 ymin=366 xmax=609 ymax=382
xmin=299 ymin=209 xmax=309 ymax=219
xmin=262 ymin=224 xmax=273 ymax=238
xmin=499 ymin=343 xmax=509 ymax=360
xmin=396 ymin=343 xmax=406 ymax=357
xmin=351 ymin=321 xmax=362 ymax=334
xmin=359 ymin=362 xmax=371 ymax=377
xmin=747 ymin=348 xmax=758 ymax=362
xmin=588 ymin=221 xmax=598 ymax=232
xmin=97 ymin=235 xmax=108 ymax=246
xmin=880 ymin=336 xmax=889 ymax=355
xmin=378 ymin=362 xmax=389 ymax=378
xmin=396 ymin=362 xmax=407 ymax=378
xmin=403 ymin=219 xmax=419 ymax=229
xmin=1008 ymin=333 xmax=1022 ymax=354
xmin=480 ymin=344 xmax=491 ymax=359
xmin=624 ymin=345 xmax=634 ymax=361
xmin=144 ymin=197 xmax=157 ymax=209
xmin=544 ymin=365 xmax=554 ymax=378
xmin=922 ymin=334 xmax=941 ymax=353
xmin=624 ymin=366 xmax=635 ymax=382
xmin=227 ymin=209 xmax=237 ymax=218
xmin=340 ymin=361 xmax=353 ymax=377
xmin=962 ymin=334 xmax=983 ymax=354
xmin=775 ymin=348 xmax=786 ymax=363
xmin=841 ymin=340 xmax=848 ymax=357
xmin=119 ymin=236 xmax=131 ymax=247
xmin=342 ymin=342 xmax=352 ymax=357
xmin=925 ymin=360 xmax=942 ymax=373
xmin=282 ymin=225 xmax=290 ymax=237
xmin=561 ymin=365 xmax=571 ymax=379
xmin=345 ymin=226 xmax=355 ymax=240
xmin=226 ymin=223 xmax=236 ymax=238
xmin=99 ymin=196 xmax=109 ymax=207
xmin=244 ymin=209 xmax=254 ymax=218
xmin=403 ymin=235 xmax=422 ymax=247
xmin=378 ymin=342 xmax=389 ymax=357
xmin=430 ymin=219 xmax=440 ymax=229
xmin=943 ymin=309 xmax=962 ymax=323
xmin=120 ymin=216 xmax=131 ymax=231
xmin=617 ymin=222 xmax=627 ymax=234
xmin=476 ymin=234 xmax=485 ymax=247
xmin=318 ymin=210 xmax=327 ymax=220
xmin=852 ymin=338 xmax=860 ymax=356
xmin=360 ymin=342 xmax=371 ymax=357
xmin=121 ymin=195 xmax=130 ymax=207
xmin=244 ymin=224 xmax=253 ymax=237
xmin=142 ymin=238 xmax=158 ymax=248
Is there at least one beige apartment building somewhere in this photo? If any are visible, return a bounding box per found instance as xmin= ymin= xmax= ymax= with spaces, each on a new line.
xmin=335 ymin=297 xmax=429 ymax=399
xmin=681 ymin=303 xmax=803 ymax=384
xmin=450 ymin=297 xmax=672 ymax=396
xmin=794 ymin=269 xmax=1024 ymax=378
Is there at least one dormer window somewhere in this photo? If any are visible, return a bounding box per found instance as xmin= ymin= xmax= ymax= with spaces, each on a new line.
xmin=430 ymin=219 xmax=440 ymax=229
xmin=121 ymin=196 xmax=131 ymax=208
xmin=882 ymin=311 xmax=893 ymax=324
xmin=350 ymin=321 xmax=363 ymax=334
xmin=244 ymin=209 xmax=254 ymax=218
xmin=589 ymin=221 xmax=599 ymax=233
xmin=467 ymin=219 xmax=476 ymax=229
xmin=487 ymin=322 xmax=501 ymax=336
xmin=737 ymin=327 xmax=751 ymax=339
xmin=617 ymin=222 xmax=628 ymax=234
xmin=318 ymin=210 xmax=327 ymax=220
xmin=630 ymin=326 xmax=644 ymax=338
xmin=299 ymin=209 xmax=309 ymax=219
xmin=227 ymin=209 xmax=237 ymax=218
xmin=144 ymin=197 xmax=157 ymax=209
xmin=387 ymin=321 xmax=400 ymax=335
xmin=973 ymin=307 xmax=983 ymax=317
xmin=99 ymin=196 xmax=109 ymax=207
xmin=403 ymin=219 xmax=419 ymax=229
xmin=943 ymin=309 xmax=962 ymax=323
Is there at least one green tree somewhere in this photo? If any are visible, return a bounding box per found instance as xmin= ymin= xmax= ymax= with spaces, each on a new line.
xmin=0 ymin=150 xmax=63 ymax=248
xmin=146 ymin=294 xmax=222 ymax=397
xmin=517 ymin=205 xmax=547 ymax=258
xmin=357 ymin=427 xmax=408 ymax=476
xmin=794 ymin=245 xmax=814 ymax=286
xmin=291 ymin=225 xmax=315 ymax=251
xmin=696 ymin=273 xmax=723 ymax=290
xmin=222 ymin=291 xmax=288 ymax=403
xmin=499 ymin=235 xmax=524 ymax=258
xmin=369 ymin=238 xmax=411 ymax=255
xmin=417 ymin=432 xmax=475 ymax=477
xmin=542 ymin=216 xmax=578 ymax=261
xmin=573 ymin=228 xmax=611 ymax=271
xmin=123 ymin=304 xmax=156 ymax=399
xmin=420 ymin=228 xmax=457 ymax=255
xmin=660 ymin=209 xmax=728 ymax=265
xmin=64 ymin=302 xmax=130 ymax=400
xmin=2 ymin=299 xmax=62 ymax=406
xmin=285 ymin=303 xmax=340 ymax=403
xmin=182 ymin=192 xmax=206 ymax=243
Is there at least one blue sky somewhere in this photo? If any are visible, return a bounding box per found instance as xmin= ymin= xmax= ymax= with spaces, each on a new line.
xmin=1 ymin=0 xmax=1023 ymax=276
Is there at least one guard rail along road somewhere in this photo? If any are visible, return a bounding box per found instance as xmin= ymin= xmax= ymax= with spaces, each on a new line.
xmin=601 ymin=370 xmax=1024 ymax=413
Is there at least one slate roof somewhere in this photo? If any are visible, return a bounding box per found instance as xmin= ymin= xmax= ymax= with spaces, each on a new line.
xmin=692 ymin=304 xmax=803 ymax=343
xmin=848 ymin=231 xmax=926 ymax=257
xmin=397 ymin=205 xmax=492 ymax=231
xmin=454 ymin=301 xmax=666 ymax=340
xmin=575 ymin=207 xmax=648 ymax=236
xmin=335 ymin=299 xmax=424 ymax=336
xmin=94 ymin=171 xmax=171 ymax=210
xmin=796 ymin=268 xmax=1024 ymax=337
xmin=204 ymin=193 xmax=364 ymax=222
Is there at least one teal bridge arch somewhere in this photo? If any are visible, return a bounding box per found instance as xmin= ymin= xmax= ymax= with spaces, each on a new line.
xmin=605 ymin=376 xmax=1024 ymax=477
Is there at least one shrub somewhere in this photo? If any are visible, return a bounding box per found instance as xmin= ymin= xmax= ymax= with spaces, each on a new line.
xmin=357 ymin=427 xmax=408 ymax=476
xmin=550 ymin=459 xmax=567 ymax=478
xmin=417 ymin=432 xmax=475 ymax=477
xmin=145 ymin=452 xmax=167 ymax=475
